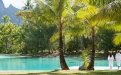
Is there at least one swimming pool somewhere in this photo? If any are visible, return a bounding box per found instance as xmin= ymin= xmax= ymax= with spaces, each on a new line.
xmin=0 ymin=55 xmax=118 ymax=70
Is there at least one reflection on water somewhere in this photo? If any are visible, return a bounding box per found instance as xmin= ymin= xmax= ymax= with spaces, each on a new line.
xmin=0 ymin=55 xmax=80 ymax=70
xmin=0 ymin=55 xmax=28 ymax=58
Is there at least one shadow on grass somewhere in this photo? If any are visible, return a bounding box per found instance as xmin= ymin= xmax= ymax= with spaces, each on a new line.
xmin=5 ymin=70 xmax=121 ymax=75
xmin=91 ymin=70 xmax=121 ymax=75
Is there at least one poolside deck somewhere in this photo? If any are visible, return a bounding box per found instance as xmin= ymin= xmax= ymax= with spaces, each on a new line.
xmin=0 ymin=66 xmax=120 ymax=74
xmin=69 ymin=66 xmax=121 ymax=70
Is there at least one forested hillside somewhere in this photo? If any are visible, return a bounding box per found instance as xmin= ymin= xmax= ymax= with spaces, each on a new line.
xmin=0 ymin=0 xmax=21 ymax=24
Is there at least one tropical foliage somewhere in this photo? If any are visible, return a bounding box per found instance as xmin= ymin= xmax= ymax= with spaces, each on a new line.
xmin=0 ymin=0 xmax=121 ymax=71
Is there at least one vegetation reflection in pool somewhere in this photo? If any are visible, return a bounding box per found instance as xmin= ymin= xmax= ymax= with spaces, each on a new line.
xmin=0 ymin=55 xmax=117 ymax=70
xmin=0 ymin=55 xmax=80 ymax=70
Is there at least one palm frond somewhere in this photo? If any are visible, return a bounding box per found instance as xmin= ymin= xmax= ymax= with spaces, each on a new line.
xmin=113 ymin=33 xmax=121 ymax=46
xmin=50 ymin=32 xmax=59 ymax=42
xmin=34 ymin=0 xmax=56 ymax=17
xmin=97 ymin=0 xmax=121 ymax=22
xmin=88 ymin=0 xmax=115 ymax=7
xmin=76 ymin=5 xmax=98 ymax=20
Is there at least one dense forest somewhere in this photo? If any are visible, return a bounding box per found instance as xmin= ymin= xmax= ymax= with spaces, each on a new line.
xmin=0 ymin=0 xmax=121 ymax=70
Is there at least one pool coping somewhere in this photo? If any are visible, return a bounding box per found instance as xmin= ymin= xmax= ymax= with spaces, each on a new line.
xmin=0 ymin=66 xmax=120 ymax=72
xmin=0 ymin=66 xmax=120 ymax=74
xmin=57 ymin=66 xmax=121 ymax=70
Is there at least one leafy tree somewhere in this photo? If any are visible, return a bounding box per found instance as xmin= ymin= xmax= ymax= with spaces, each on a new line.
xmin=0 ymin=22 xmax=20 ymax=53
xmin=20 ymin=21 xmax=56 ymax=55
xmin=66 ymin=36 xmax=81 ymax=53
xmin=96 ymin=26 xmax=118 ymax=55
xmin=79 ymin=49 xmax=89 ymax=70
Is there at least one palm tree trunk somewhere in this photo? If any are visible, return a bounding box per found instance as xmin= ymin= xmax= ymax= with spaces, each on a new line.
xmin=63 ymin=35 xmax=66 ymax=54
xmin=5 ymin=39 xmax=8 ymax=53
xmin=58 ymin=19 xmax=69 ymax=70
xmin=87 ymin=26 xmax=95 ymax=70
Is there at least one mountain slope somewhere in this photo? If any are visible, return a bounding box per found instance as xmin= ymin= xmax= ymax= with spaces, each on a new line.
xmin=0 ymin=0 xmax=21 ymax=24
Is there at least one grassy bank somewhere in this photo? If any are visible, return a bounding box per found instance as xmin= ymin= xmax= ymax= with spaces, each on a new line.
xmin=2 ymin=70 xmax=121 ymax=75
xmin=29 ymin=70 xmax=121 ymax=75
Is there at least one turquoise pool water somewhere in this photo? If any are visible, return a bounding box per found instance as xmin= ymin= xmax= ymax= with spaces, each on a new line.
xmin=0 ymin=55 xmax=117 ymax=70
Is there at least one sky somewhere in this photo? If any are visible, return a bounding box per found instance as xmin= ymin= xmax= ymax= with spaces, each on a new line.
xmin=2 ymin=0 xmax=27 ymax=9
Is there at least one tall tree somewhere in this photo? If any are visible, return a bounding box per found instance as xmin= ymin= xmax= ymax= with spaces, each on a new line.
xmin=17 ymin=0 xmax=84 ymax=70
xmin=80 ymin=0 xmax=116 ymax=70
xmin=72 ymin=5 xmax=100 ymax=70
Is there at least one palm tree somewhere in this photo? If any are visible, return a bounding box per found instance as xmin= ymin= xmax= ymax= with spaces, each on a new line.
xmin=22 ymin=0 xmax=33 ymax=10
xmin=72 ymin=5 xmax=100 ymax=70
xmin=17 ymin=0 xmax=80 ymax=70
xmin=80 ymin=0 xmax=116 ymax=70
xmin=55 ymin=5 xmax=101 ymax=70
xmin=1 ymin=15 xmax=11 ymax=52
xmin=16 ymin=0 xmax=117 ymax=70
xmin=97 ymin=1 xmax=121 ymax=46
xmin=88 ymin=0 xmax=121 ymax=47
xmin=62 ymin=0 xmax=116 ymax=70
xmin=1 ymin=15 xmax=10 ymax=24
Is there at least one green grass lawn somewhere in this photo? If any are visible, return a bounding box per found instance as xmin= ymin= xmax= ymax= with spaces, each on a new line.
xmin=5 ymin=70 xmax=121 ymax=75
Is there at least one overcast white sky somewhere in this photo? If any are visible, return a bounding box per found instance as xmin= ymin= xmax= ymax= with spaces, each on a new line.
xmin=2 ymin=0 xmax=27 ymax=9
